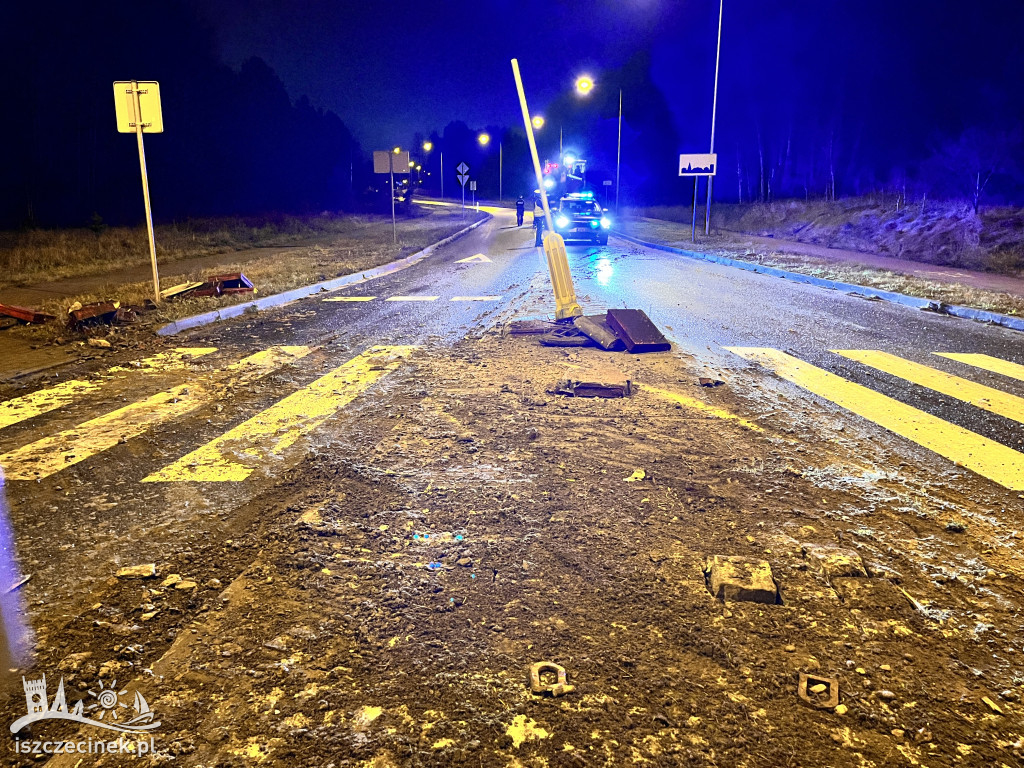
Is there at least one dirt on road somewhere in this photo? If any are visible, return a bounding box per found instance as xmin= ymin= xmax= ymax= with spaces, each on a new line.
xmin=2 ymin=321 xmax=1023 ymax=767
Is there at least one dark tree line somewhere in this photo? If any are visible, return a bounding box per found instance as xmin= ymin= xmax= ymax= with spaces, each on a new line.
xmin=0 ymin=1 xmax=359 ymax=229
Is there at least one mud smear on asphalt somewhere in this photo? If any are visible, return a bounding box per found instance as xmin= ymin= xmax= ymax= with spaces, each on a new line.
xmin=2 ymin=330 xmax=1023 ymax=766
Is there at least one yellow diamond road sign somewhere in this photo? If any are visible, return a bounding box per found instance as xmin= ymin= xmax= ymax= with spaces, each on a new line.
xmin=113 ymin=81 xmax=164 ymax=133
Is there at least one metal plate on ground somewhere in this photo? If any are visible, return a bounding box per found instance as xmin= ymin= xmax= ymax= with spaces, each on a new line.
xmin=605 ymin=309 xmax=670 ymax=353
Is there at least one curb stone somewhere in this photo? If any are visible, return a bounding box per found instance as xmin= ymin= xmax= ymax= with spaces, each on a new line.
xmin=156 ymin=213 xmax=492 ymax=336
xmin=613 ymin=231 xmax=1024 ymax=334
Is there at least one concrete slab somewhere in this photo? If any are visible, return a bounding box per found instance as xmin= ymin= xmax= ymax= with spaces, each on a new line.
xmin=704 ymin=555 xmax=778 ymax=604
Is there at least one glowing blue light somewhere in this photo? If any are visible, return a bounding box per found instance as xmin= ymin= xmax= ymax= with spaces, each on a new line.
xmin=556 ymin=216 xmax=570 ymax=228
xmin=543 ymin=178 xmax=555 ymax=189
xmin=596 ymin=257 xmax=613 ymax=286
xmin=600 ymin=217 xmax=611 ymax=229
xmin=564 ymin=155 xmax=576 ymax=165
xmin=455 ymin=534 xmax=463 ymax=541
xmin=589 ymin=220 xmax=598 ymax=228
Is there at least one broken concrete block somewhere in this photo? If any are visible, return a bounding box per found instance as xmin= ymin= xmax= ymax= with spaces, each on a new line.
xmin=573 ymin=315 xmax=625 ymax=351
xmin=116 ymin=564 xmax=156 ymax=579
xmin=704 ymin=555 xmax=777 ymax=603
xmin=802 ymin=544 xmax=867 ymax=579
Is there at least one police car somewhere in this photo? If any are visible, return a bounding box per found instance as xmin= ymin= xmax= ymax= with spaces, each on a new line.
xmin=553 ymin=192 xmax=612 ymax=245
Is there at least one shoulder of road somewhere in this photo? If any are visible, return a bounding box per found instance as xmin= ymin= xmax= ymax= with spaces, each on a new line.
xmin=617 ymin=217 xmax=1024 ymax=332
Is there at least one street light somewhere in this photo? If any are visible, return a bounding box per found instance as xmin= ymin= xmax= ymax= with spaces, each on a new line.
xmin=531 ymin=115 xmax=545 ymax=130
xmin=706 ymin=0 xmax=724 ymax=235
xmin=423 ymin=140 xmax=442 ymax=198
xmin=477 ymin=132 xmax=490 ymax=146
xmin=573 ymin=76 xmax=623 ymax=213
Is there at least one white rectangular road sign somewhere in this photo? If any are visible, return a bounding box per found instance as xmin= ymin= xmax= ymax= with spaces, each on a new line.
xmin=469 ymin=181 xmax=477 ymax=191
xmin=373 ymin=151 xmax=411 ymax=174
xmin=113 ymin=82 xmax=164 ymax=133
xmin=678 ymin=153 xmax=717 ymax=177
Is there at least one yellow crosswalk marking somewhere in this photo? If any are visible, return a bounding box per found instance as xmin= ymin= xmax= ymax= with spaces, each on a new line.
xmin=0 ymin=348 xmax=217 ymax=432
xmin=934 ymin=353 xmax=1024 ymax=383
xmin=143 ymin=345 xmax=416 ymax=482
xmin=642 ymin=385 xmax=763 ymax=432
xmin=727 ymin=347 xmax=1024 ymax=491
xmin=0 ymin=347 xmax=310 ymax=481
xmin=323 ymin=296 xmax=376 ymax=302
xmin=836 ymin=350 xmax=1024 ymax=425
xmin=450 ymin=296 xmax=502 ymax=301
xmin=385 ymin=296 xmax=439 ymax=302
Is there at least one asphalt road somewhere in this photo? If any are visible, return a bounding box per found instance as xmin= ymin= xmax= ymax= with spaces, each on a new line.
xmin=4 ymin=202 xmax=1024 ymax=620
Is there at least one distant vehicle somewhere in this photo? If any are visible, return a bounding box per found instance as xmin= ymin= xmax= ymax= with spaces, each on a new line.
xmin=553 ymin=192 xmax=611 ymax=245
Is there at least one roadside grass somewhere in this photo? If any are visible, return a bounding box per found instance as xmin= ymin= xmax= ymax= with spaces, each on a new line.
xmin=0 ymin=209 xmax=443 ymax=286
xmin=630 ymin=198 xmax=1024 ymax=275
xmin=1 ymin=206 xmax=484 ymax=340
xmin=621 ymin=217 xmax=1024 ymax=318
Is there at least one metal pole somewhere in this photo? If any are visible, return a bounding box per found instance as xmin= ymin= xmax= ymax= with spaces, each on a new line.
xmin=440 ymin=150 xmax=444 ymax=200
xmin=615 ymin=88 xmax=622 ymax=213
xmin=499 ymin=142 xmax=503 ymax=202
xmin=705 ymin=0 xmax=723 ymax=235
xmin=131 ymin=81 xmax=161 ymax=303
xmin=691 ymin=178 xmax=699 ymax=243
xmin=390 ymin=158 xmax=397 ymax=243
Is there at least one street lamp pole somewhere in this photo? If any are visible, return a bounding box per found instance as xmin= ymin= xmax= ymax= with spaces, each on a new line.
xmin=616 ymin=88 xmax=622 ymax=213
xmin=499 ymin=141 xmax=503 ymax=202
xmin=705 ymin=0 xmax=723 ymax=235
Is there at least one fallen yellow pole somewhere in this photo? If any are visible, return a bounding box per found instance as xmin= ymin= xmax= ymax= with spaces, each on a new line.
xmin=511 ymin=58 xmax=582 ymax=321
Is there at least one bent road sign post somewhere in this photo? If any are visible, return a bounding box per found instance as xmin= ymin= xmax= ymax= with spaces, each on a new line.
xmin=114 ymin=81 xmax=164 ymax=303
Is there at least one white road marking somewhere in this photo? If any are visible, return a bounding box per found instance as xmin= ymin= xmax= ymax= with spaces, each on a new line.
xmin=323 ymin=296 xmax=376 ymax=302
xmin=455 ymin=254 xmax=492 ymax=263
xmin=385 ymin=296 xmax=440 ymax=302
xmin=450 ymin=296 xmax=502 ymax=301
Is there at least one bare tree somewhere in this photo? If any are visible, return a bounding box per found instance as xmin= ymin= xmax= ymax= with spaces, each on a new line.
xmin=924 ymin=127 xmax=1021 ymax=214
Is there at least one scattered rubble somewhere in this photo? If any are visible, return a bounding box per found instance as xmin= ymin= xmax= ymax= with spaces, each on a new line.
xmin=68 ymin=300 xmax=120 ymax=328
xmin=798 ymin=673 xmax=840 ymax=709
xmin=573 ymin=314 xmax=625 ymax=350
xmin=527 ymin=662 xmax=575 ymax=697
xmin=115 ymin=563 xmax=157 ymax=579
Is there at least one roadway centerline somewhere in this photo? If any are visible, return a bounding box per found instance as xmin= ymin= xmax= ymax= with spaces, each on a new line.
xmin=143 ymin=345 xmax=417 ymax=483
xmin=836 ymin=349 xmax=1024 ymax=425
xmin=385 ymin=296 xmax=440 ymax=302
xmin=323 ymin=296 xmax=376 ymax=302
xmin=727 ymin=347 xmax=1024 ymax=491
xmin=0 ymin=347 xmax=218 ymax=432
xmin=0 ymin=346 xmax=311 ymax=481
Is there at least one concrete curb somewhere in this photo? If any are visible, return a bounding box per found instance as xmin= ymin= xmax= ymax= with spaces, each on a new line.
xmin=157 ymin=214 xmax=491 ymax=336
xmin=613 ymin=231 xmax=1024 ymax=334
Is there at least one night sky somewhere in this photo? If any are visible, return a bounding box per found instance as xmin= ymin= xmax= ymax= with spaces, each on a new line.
xmin=197 ymin=0 xmax=1024 ymax=159
xmin=3 ymin=0 xmax=1022 ymax=227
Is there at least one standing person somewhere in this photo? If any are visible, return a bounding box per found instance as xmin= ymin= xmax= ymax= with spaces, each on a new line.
xmin=515 ymin=196 xmax=525 ymax=226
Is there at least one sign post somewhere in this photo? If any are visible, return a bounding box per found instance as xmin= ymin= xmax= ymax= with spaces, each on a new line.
xmin=114 ymin=81 xmax=164 ymax=303
xmin=374 ymin=150 xmax=411 ymax=243
xmin=456 ymin=162 xmax=469 ymax=218
xmin=679 ymin=153 xmax=717 ymax=243
xmin=469 ymin=180 xmax=477 ymax=209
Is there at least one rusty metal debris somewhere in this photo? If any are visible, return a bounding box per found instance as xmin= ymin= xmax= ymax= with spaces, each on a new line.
xmin=798 ymin=672 xmax=839 ymax=709
xmin=605 ymin=309 xmax=671 ymax=353
xmin=506 ymin=319 xmax=560 ymax=335
xmin=528 ymin=661 xmax=575 ymax=697
xmin=539 ymin=326 xmax=595 ymax=347
xmin=160 ymin=281 xmax=204 ymax=301
xmin=68 ymin=301 xmax=120 ymax=329
xmin=551 ymin=376 xmax=632 ymax=398
xmin=0 ymin=303 xmax=55 ymax=325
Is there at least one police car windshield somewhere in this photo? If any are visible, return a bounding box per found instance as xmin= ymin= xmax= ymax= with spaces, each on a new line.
xmin=560 ymin=200 xmax=602 ymax=215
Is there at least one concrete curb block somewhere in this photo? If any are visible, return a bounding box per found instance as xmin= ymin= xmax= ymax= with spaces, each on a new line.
xmin=157 ymin=214 xmax=491 ymax=336
xmin=613 ymin=231 xmax=1024 ymax=334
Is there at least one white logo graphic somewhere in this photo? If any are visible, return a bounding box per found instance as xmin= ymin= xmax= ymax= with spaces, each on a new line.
xmin=11 ymin=675 xmax=160 ymax=734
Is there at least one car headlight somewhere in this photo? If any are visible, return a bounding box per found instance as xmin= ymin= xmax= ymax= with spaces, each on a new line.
xmin=589 ymin=220 xmax=599 ymax=228
xmin=543 ymin=178 xmax=555 ymax=189
xmin=600 ymin=217 xmax=611 ymax=229
xmin=555 ymin=216 xmax=570 ymax=229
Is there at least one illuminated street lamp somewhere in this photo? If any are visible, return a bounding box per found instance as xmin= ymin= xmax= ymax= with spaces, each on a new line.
xmin=477 ymin=132 xmax=490 ymax=146
xmin=531 ymin=115 xmax=545 ymax=130
xmin=392 ymin=146 xmax=401 ymax=154
xmin=423 ymin=140 xmax=442 ymax=198
xmin=573 ymin=75 xmax=623 ymax=212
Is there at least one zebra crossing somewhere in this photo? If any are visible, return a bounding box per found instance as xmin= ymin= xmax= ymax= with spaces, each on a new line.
xmin=726 ymin=348 xmax=1024 ymax=491
xmin=2 ymin=344 xmax=1022 ymax=490
xmin=0 ymin=345 xmax=414 ymax=483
